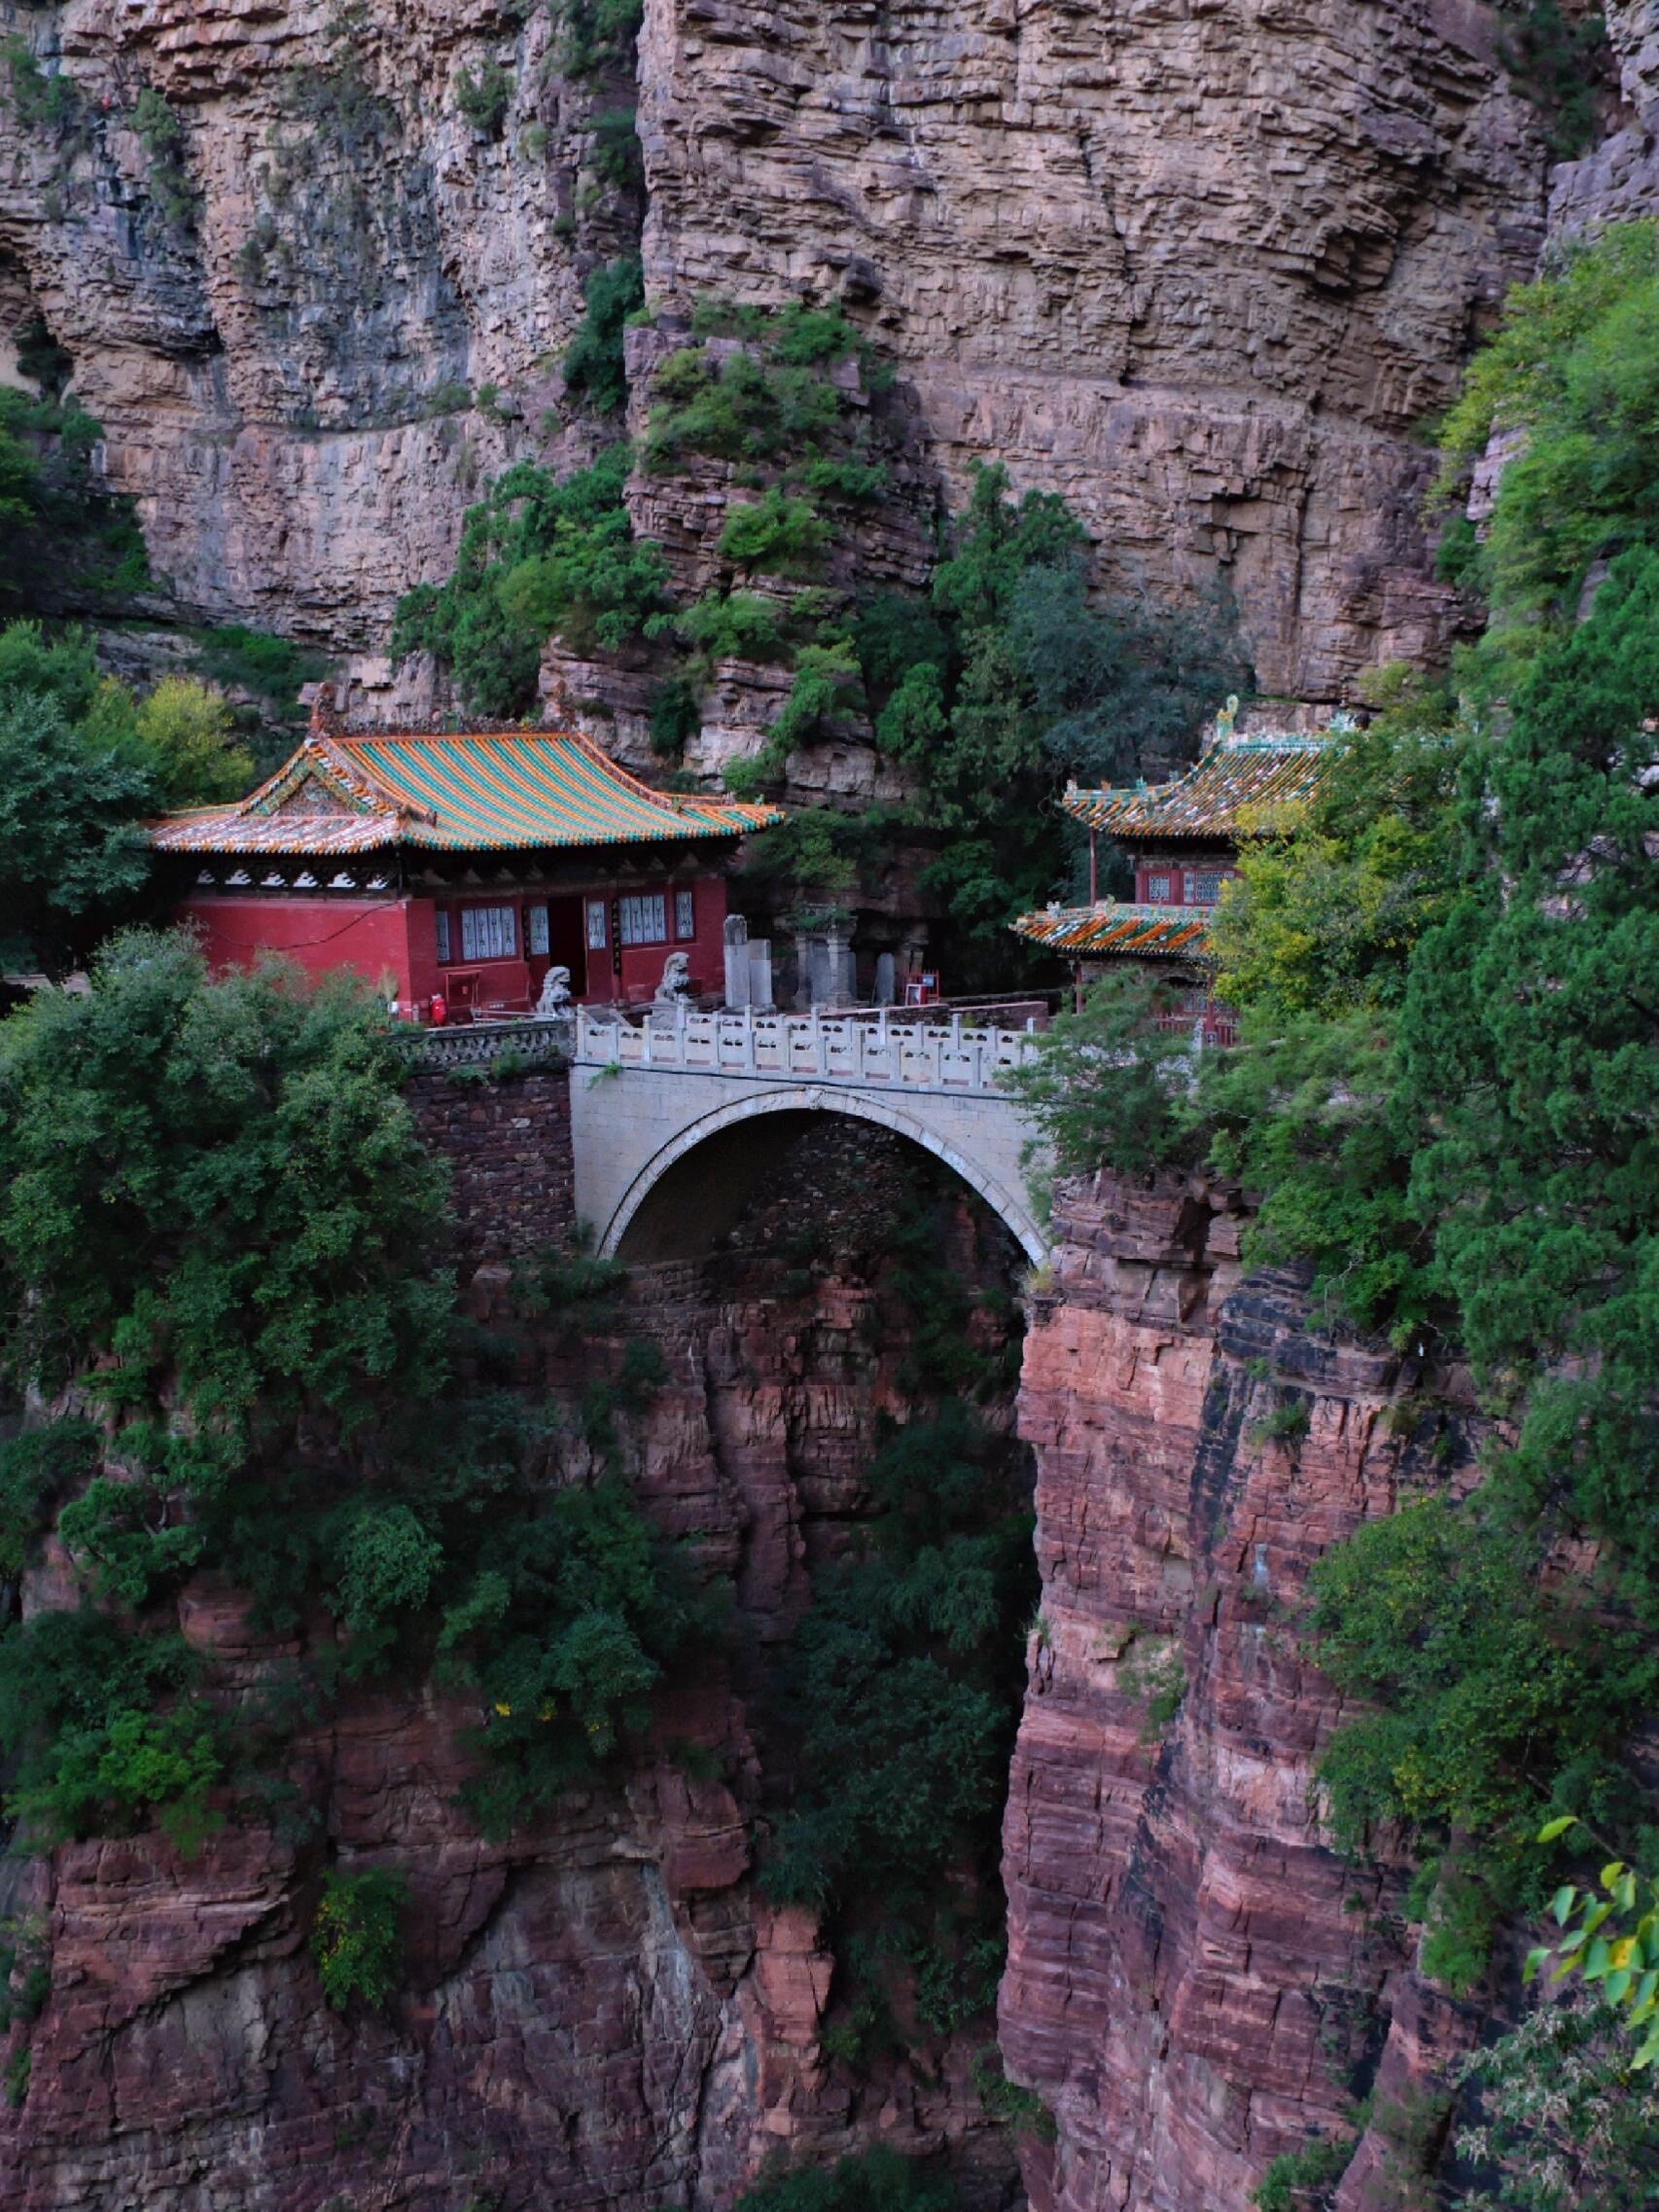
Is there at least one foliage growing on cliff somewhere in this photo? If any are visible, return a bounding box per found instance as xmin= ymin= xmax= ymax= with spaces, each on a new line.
xmin=310 ymin=1866 xmax=407 ymax=2011
xmin=1002 ymin=969 xmax=1206 ymax=1184
xmin=0 ymin=932 xmax=452 ymax=1469
xmin=1497 ymin=3 xmax=1612 ymax=161
xmin=549 ymin=0 xmax=644 ymax=79
xmin=1308 ymin=1497 xmax=1655 ymax=1982
xmin=758 ymin=1181 xmax=1035 ymax=2062
xmin=1451 ymin=1996 xmax=1659 ymax=2210
xmin=1434 ymin=223 xmax=1659 ymax=642
xmin=0 ymin=1609 xmax=224 ymax=1851
xmin=0 ymin=388 xmax=150 ymax=612
xmin=392 ymin=444 xmax=666 ymax=713
xmin=562 ymin=254 xmax=644 ymax=415
xmin=454 ymin=56 xmax=512 ymax=137
xmin=0 ymin=624 xmax=256 ymax=971
xmin=852 ymin=461 xmax=1249 ymax=948
xmin=132 ymin=87 xmax=197 ymax=231
xmin=0 ymin=940 xmax=707 ymax=1847
xmin=732 ymin=2149 xmax=959 ymax=2212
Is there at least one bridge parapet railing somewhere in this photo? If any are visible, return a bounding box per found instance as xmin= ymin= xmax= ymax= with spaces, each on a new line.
xmin=403 ymin=1017 xmax=573 ymax=1072
xmin=574 ymin=1005 xmax=1041 ymax=1094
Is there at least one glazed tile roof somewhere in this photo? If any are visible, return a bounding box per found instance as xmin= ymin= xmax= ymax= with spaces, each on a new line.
xmin=1010 ymin=902 xmax=1213 ymax=960
xmin=1063 ymin=732 xmax=1339 ymax=843
xmin=149 ymin=729 xmax=783 ymax=858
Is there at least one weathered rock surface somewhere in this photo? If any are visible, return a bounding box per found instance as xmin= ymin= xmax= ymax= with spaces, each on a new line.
xmin=0 ymin=0 xmax=1559 ymax=706
xmin=633 ymin=0 xmax=1551 ymax=700
xmin=0 ymin=1125 xmax=1026 ymax=2211
xmin=1000 ymin=1172 xmax=1485 ymax=2212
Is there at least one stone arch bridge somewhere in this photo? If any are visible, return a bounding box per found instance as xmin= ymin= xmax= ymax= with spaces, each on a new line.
xmin=560 ymin=1005 xmax=1049 ymax=1264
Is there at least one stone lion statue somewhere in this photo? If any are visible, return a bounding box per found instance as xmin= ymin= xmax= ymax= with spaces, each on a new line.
xmin=654 ymin=951 xmax=692 ymax=1006
xmin=535 ymin=964 xmax=572 ymax=1017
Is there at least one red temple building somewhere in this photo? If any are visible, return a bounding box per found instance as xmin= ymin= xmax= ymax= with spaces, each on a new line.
xmin=149 ymin=702 xmax=781 ymax=1018
xmin=1011 ymin=723 xmax=1340 ymax=1036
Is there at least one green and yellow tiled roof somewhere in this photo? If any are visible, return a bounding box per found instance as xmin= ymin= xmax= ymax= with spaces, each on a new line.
xmin=150 ymin=728 xmax=784 ymax=857
xmin=1010 ymin=902 xmax=1213 ymax=960
xmin=1063 ymin=732 xmax=1339 ymax=843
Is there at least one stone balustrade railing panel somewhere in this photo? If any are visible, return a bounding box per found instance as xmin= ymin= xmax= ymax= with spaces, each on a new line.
xmin=572 ymin=1005 xmax=1041 ymax=1094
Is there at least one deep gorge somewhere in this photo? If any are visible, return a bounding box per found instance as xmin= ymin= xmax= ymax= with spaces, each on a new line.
xmin=2 ymin=2 xmax=1658 ymax=2208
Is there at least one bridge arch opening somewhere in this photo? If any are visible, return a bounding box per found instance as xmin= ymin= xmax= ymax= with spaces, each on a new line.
xmin=605 ymin=1089 xmax=1046 ymax=1267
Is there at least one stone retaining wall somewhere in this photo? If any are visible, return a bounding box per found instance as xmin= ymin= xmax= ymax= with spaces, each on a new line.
xmin=406 ymin=1065 xmax=575 ymax=1267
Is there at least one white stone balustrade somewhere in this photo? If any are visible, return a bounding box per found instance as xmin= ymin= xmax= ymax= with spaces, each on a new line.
xmin=573 ymin=1004 xmax=1040 ymax=1094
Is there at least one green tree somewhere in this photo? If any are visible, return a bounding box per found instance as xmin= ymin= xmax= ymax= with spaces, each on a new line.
xmin=0 ymin=930 xmax=452 ymax=1475
xmin=1003 ymin=969 xmax=1206 ymax=1183
xmin=562 ymin=254 xmax=644 ymax=415
xmin=1434 ymin=222 xmax=1659 ymax=636
xmin=394 ymin=445 xmax=665 ymax=715
xmin=310 ymin=1866 xmax=407 ymax=2010
xmin=1397 ymin=549 xmax=1659 ymax=1573
xmin=0 ymin=696 xmax=157 ymax=972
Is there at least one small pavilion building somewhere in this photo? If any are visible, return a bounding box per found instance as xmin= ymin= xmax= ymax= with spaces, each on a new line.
xmin=1012 ymin=721 xmax=1340 ymax=1038
xmin=149 ymin=700 xmax=781 ymax=1018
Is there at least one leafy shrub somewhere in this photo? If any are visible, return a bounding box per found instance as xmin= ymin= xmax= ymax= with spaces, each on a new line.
xmin=1499 ymin=1 xmax=1612 ymax=161
xmin=2 ymin=36 xmax=77 ymax=132
xmin=669 ymin=589 xmax=784 ymax=664
xmin=1251 ymin=2128 xmax=1359 ymax=2212
xmin=733 ymin=2150 xmax=959 ymax=2212
xmin=394 ymin=445 xmax=666 ymax=713
xmin=0 ymin=1422 xmax=99 ymax=1583
xmin=132 ymin=87 xmax=196 ymax=229
xmin=550 ymin=0 xmax=644 ymax=78
xmin=310 ymin=1866 xmax=406 ymax=2010
xmin=1434 ymin=223 xmax=1659 ymax=630
xmin=1004 ymin=970 xmax=1206 ymax=1181
xmin=441 ymin=1474 xmax=706 ymax=1836
xmin=0 ymin=1609 xmax=223 ymax=1851
xmin=1452 ymin=1996 xmax=1659 ymax=2211
xmin=0 ymin=389 xmax=150 ymax=610
xmin=194 ymin=624 xmax=327 ymax=726
xmin=590 ymin=105 xmax=642 ymax=191
xmin=717 ymin=488 xmax=829 ymax=576
xmin=562 ymin=254 xmax=644 ymax=415
xmin=1307 ymin=1496 xmax=1655 ymax=1979
xmin=455 ymin=56 xmax=512 ymax=136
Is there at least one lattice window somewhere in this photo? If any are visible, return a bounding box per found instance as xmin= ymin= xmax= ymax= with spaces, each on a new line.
xmin=618 ymin=893 xmax=668 ymax=946
xmin=435 ymin=910 xmax=451 ymax=964
xmin=1146 ymin=874 xmax=1173 ymax=904
xmin=460 ymin=904 xmax=517 ymax=960
xmin=1188 ymin=872 xmax=1224 ymax=904
xmin=675 ymin=888 xmax=695 ymax=941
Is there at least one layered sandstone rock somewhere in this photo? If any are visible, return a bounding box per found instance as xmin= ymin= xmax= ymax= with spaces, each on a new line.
xmin=1 ymin=0 xmax=1556 ymax=707
xmin=1000 ymin=1172 xmax=1484 ymax=2212
xmin=0 ymin=1124 xmax=1026 ymax=2212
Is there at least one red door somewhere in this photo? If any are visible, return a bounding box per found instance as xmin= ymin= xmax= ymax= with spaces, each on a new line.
xmin=546 ymin=895 xmax=587 ymax=997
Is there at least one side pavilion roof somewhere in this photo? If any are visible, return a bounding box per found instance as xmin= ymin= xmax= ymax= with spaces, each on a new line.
xmin=1062 ymin=731 xmax=1339 ymax=845
xmin=150 ymin=727 xmax=784 ymax=859
xmin=1010 ymin=902 xmax=1213 ymax=961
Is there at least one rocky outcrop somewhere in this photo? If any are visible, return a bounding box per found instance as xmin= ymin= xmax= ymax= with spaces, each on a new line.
xmin=0 ymin=0 xmax=626 ymax=641
xmin=1000 ymin=1172 xmax=1485 ymax=2212
xmin=638 ymin=0 xmax=1553 ymax=701
xmin=1549 ymin=0 xmax=1659 ymax=233
xmin=1 ymin=0 xmax=1560 ymax=708
xmin=0 ymin=1124 xmax=1027 ymax=2212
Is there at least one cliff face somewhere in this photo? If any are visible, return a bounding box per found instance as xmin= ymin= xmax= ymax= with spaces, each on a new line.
xmin=1001 ymin=1173 xmax=1484 ymax=2212
xmin=0 ymin=1117 xmax=1029 ymax=2212
xmin=1 ymin=0 xmax=1553 ymax=705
